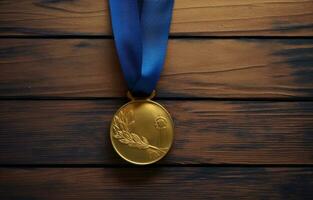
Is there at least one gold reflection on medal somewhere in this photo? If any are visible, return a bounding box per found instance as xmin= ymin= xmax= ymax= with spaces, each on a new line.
xmin=110 ymin=95 xmax=174 ymax=165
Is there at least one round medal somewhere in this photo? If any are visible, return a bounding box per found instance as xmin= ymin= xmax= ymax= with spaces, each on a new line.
xmin=110 ymin=92 xmax=174 ymax=165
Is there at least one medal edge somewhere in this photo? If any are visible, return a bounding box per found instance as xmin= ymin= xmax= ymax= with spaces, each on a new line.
xmin=110 ymin=99 xmax=174 ymax=165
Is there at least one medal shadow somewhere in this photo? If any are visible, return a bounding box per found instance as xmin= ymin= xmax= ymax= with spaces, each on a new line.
xmin=109 ymin=164 xmax=169 ymax=184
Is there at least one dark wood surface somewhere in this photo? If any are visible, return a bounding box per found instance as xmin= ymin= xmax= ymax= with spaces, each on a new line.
xmin=0 ymin=39 xmax=313 ymax=98
xmin=0 ymin=100 xmax=312 ymax=165
xmin=0 ymin=168 xmax=312 ymax=200
xmin=0 ymin=0 xmax=313 ymax=199
xmin=0 ymin=0 xmax=312 ymax=36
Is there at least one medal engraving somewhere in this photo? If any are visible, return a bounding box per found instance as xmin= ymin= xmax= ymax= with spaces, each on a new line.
xmin=110 ymin=98 xmax=174 ymax=165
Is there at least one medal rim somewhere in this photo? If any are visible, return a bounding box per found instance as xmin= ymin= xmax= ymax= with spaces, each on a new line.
xmin=110 ymin=99 xmax=174 ymax=165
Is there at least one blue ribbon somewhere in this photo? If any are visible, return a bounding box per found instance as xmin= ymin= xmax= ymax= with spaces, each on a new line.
xmin=109 ymin=0 xmax=174 ymax=96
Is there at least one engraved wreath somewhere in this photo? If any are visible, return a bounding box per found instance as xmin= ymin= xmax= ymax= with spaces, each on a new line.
xmin=112 ymin=110 xmax=168 ymax=159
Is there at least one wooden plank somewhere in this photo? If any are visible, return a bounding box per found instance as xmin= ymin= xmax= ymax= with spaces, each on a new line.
xmin=0 ymin=39 xmax=312 ymax=98
xmin=0 ymin=0 xmax=312 ymax=36
xmin=0 ymin=100 xmax=312 ymax=165
xmin=0 ymin=167 xmax=312 ymax=199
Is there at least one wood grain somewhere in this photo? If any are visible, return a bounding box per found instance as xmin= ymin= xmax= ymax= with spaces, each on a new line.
xmin=1 ymin=1 xmax=312 ymax=199
xmin=0 ymin=39 xmax=312 ymax=98
xmin=0 ymin=100 xmax=312 ymax=165
xmin=0 ymin=0 xmax=312 ymax=36
xmin=0 ymin=167 xmax=312 ymax=199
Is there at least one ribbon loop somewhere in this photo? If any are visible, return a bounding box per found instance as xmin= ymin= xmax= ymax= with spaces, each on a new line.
xmin=109 ymin=0 xmax=174 ymax=96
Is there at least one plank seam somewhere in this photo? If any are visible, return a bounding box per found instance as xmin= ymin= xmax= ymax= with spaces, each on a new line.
xmin=0 ymin=164 xmax=313 ymax=168
xmin=1 ymin=97 xmax=313 ymax=102
xmin=0 ymin=35 xmax=312 ymax=39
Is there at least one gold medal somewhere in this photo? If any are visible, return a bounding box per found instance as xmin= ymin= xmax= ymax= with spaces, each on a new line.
xmin=110 ymin=91 xmax=174 ymax=165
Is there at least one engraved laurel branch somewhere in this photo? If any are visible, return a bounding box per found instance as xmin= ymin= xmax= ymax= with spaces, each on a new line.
xmin=112 ymin=110 xmax=167 ymax=158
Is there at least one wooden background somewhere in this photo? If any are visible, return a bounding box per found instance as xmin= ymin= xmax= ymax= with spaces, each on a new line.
xmin=0 ymin=0 xmax=313 ymax=199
